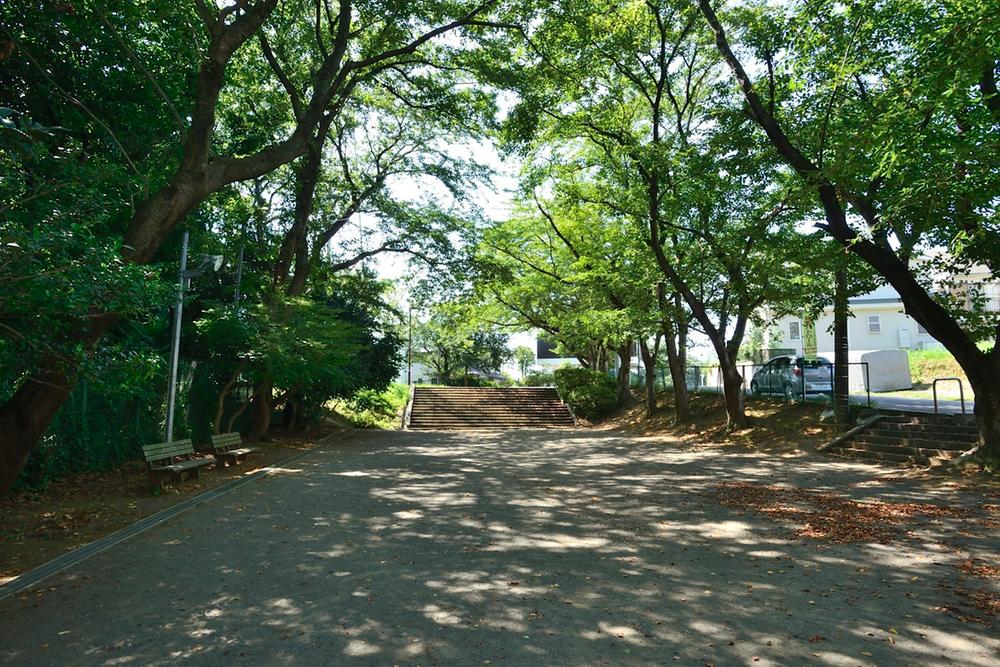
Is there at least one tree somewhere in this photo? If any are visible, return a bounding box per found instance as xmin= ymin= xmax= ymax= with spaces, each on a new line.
xmin=241 ymin=79 xmax=490 ymax=439
xmin=490 ymin=0 xmax=817 ymax=428
xmin=0 ymin=0 xmax=497 ymax=493
xmin=414 ymin=306 xmax=511 ymax=384
xmin=513 ymin=345 xmax=535 ymax=379
xmin=698 ymin=0 xmax=1000 ymax=457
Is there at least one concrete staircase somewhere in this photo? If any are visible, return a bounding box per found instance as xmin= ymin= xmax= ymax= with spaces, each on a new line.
xmin=406 ymin=386 xmax=575 ymax=430
xmin=824 ymin=412 xmax=979 ymax=466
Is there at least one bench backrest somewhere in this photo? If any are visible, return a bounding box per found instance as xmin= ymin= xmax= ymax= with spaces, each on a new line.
xmin=211 ymin=432 xmax=243 ymax=453
xmin=143 ymin=439 xmax=195 ymax=466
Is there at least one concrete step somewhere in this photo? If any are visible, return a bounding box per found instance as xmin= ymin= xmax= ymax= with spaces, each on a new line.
xmin=868 ymin=427 xmax=978 ymax=442
xmin=413 ymin=399 xmax=563 ymax=404
xmin=410 ymin=424 xmax=573 ymax=430
xmin=840 ymin=441 xmax=964 ymax=459
xmin=878 ymin=414 xmax=976 ymax=427
xmin=408 ymin=386 xmax=574 ymax=430
xmin=828 ymin=448 xmax=932 ymax=465
xmin=853 ymin=434 xmax=973 ymax=451
xmin=410 ymin=403 xmax=569 ymax=411
xmin=410 ymin=422 xmax=574 ymax=427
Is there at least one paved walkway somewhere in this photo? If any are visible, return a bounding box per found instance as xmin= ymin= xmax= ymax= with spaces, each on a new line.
xmin=1 ymin=430 xmax=997 ymax=666
xmin=860 ymin=394 xmax=972 ymax=415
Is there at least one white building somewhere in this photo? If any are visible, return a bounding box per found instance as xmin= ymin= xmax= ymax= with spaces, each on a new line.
xmin=763 ymin=284 xmax=943 ymax=357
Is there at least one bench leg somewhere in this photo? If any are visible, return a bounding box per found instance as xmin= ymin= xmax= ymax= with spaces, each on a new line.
xmin=149 ymin=471 xmax=166 ymax=494
xmin=149 ymin=470 xmax=170 ymax=493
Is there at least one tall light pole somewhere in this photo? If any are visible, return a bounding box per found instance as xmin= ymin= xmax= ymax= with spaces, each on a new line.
xmin=407 ymin=303 xmax=413 ymax=385
xmin=165 ymin=231 xmax=223 ymax=442
xmin=165 ymin=232 xmax=189 ymax=443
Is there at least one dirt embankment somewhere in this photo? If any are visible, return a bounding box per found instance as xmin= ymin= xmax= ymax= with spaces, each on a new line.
xmin=592 ymin=391 xmax=843 ymax=454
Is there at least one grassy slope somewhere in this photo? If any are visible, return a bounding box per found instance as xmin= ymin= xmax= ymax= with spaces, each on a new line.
xmin=908 ymin=349 xmax=968 ymax=386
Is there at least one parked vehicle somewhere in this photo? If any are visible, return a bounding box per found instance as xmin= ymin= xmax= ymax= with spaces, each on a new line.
xmin=750 ymin=355 xmax=833 ymax=400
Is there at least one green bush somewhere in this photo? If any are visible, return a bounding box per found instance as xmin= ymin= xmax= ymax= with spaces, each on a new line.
xmin=340 ymin=384 xmax=410 ymax=429
xmin=554 ymin=367 xmax=617 ymax=420
xmin=522 ymin=370 xmax=555 ymax=386
xmin=348 ymin=388 xmax=395 ymax=414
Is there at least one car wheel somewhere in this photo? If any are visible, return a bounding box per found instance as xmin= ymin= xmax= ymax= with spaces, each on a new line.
xmin=783 ymin=383 xmax=796 ymax=401
xmin=750 ymin=380 xmax=760 ymax=396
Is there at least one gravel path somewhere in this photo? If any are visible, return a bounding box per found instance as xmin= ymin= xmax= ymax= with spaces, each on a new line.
xmin=1 ymin=429 xmax=997 ymax=666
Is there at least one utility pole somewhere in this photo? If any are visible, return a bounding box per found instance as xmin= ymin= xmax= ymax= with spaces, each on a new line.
xmin=165 ymin=233 xmax=224 ymax=442
xmin=233 ymin=219 xmax=246 ymax=305
xmin=233 ymin=244 xmax=244 ymax=305
xmin=407 ymin=304 xmax=413 ymax=385
xmin=165 ymin=231 xmax=189 ymax=442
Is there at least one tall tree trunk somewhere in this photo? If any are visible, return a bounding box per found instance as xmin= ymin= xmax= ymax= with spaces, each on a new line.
xmin=638 ymin=336 xmax=661 ymax=418
xmin=0 ymin=360 xmax=75 ymax=495
xmin=676 ymin=299 xmax=688 ymax=377
xmin=968 ymin=357 xmax=1000 ymax=464
xmin=275 ymin=114 xmax=333 ymax=292
xmin=0 ymin=313 xmax=118 ymax=494
xmin=244 ymin=380 xmax=273 ymax=442
xmin=833 ymin=269 xmax=850 ymax=423
xmin=214 ymin=359 xmax=247 ymax=434
xmin=616 ymin=342 xmax=632 ymax=406
xmin=663 ymin=320 xmax=691 ymax=424
xmin=705 ymin=330 xmax=749 ymax=430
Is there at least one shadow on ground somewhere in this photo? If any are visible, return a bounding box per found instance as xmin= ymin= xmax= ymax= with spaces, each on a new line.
xmin=1 ymin=429 xmax=997 ymax=666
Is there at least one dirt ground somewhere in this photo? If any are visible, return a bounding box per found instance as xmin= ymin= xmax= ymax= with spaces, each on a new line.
xmin=596 ymin=391 xmax=843 ymax=454
xmin=0 ymin=433 xmax=326 ymax=582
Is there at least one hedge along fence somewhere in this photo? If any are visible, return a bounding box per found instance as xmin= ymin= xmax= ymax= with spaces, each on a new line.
xmin=10 ymin=358 xmax=193 ymax=492
xmin=554 ymin=367 xmax=618 ymax=420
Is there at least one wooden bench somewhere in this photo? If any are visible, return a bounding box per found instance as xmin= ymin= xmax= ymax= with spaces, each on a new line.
xmin=142 ymin=439 xmax=215 ymax=491
xmin=211 ymin=432 xmax=258 ymax=469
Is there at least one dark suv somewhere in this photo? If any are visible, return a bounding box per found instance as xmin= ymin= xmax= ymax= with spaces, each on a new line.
xmin=750 ymin=356 xmax=832 ymax=400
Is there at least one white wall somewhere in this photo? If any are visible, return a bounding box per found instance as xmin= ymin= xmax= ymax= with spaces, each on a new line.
xmin=395 ymin=362 xmax=434 ymax=384
xmin=766 ymin=305 xmax=943 ymax=356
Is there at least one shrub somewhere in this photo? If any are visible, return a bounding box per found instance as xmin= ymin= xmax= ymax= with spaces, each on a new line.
xmin=440 ymin=375 xmax=511 ymax=387
xmin=522 ymin=370 xmax=555 ymax=386
xmin=554 ymin=367 xmax=617 ymax=420
xmin=341 ymin=385 xmax=410 ymax=429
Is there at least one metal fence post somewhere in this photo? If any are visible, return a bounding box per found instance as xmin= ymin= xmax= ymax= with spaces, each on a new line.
xmin=801 ymin=362 xmax=806 ymax=402
xmin=863 ymin=362 xmax=871 ymax=407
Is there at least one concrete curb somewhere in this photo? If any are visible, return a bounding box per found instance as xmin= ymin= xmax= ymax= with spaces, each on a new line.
xmin=0 ymin=429 xmax=357 ymax=602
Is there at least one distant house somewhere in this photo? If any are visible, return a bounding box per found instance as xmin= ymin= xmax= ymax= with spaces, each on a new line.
xmin=951 ymin=263 xmax=1000 ymax=313
xmin=395 ymin=361 xmax=434 ymax=385
xmin=532 ymin=337 xmax=581 ymax=370
xmin=762 ymin=285 xmax=943 ymax=358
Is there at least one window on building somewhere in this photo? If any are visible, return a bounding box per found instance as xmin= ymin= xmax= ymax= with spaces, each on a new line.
xmin=916 ymin=322 xmax=929 ymax=335
xmin=788 ymin=320 xmax=801 ymax=341
xmin=986 ymin=283 xmax=1000 ymax=312
xmin=867 ymin=315 xmax=881 ymax=333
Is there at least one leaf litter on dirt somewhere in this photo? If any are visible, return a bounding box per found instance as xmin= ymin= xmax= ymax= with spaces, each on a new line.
xmin=708 ymin=481 xmax=970 ymax=544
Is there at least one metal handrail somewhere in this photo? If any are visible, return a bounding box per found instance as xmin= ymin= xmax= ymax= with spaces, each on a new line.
xmin=401 ymin=383 xmax=415 ymax=429
xmin=932 ymin=377 xmax=966 ymax=414
xmin=553 ymin=384 xmax=578 ymax=426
